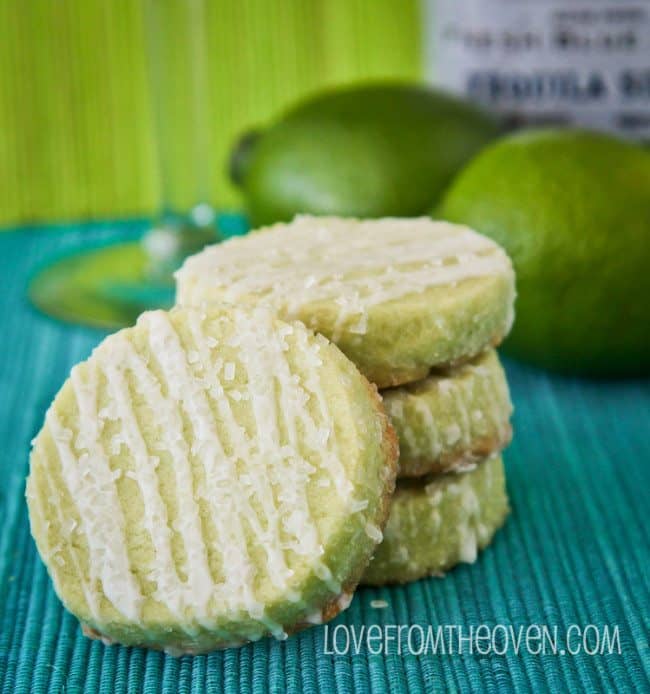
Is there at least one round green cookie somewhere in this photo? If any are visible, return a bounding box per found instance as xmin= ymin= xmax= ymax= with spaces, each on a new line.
xmin=27 ymin=304 xmax=397 ymax=654
xmin=362 ymin=455 xmax=508 ymax=586
xmin=382 ymin=350 xmax=512 ymax=478
xmin=175 ymin=216 xmax=515 ymax=388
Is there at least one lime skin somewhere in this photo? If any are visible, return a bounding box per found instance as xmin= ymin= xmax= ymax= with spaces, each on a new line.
xmin=438 ymin=129 xmax=650 ymax=377
xmin=232 ymin=82 xmax=502 ymax=226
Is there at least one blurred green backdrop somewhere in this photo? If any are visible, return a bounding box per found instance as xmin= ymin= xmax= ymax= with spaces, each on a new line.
xmin=0 ymin=0 xmax=421 ymax=228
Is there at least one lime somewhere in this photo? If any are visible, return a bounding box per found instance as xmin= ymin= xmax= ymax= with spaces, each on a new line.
xmin=230 ymin=82 xmax=501 ymax=226
xmin=438 ymin=129 xmax=650 ymax=376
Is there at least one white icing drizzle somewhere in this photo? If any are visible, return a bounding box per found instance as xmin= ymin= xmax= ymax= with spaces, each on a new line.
xmin=176 ymin=216 xmax=514 ymax=336
xmin=46 ymin=384 xmax=142 ymax=621
xmin=384 ymin=351 xmax=512 ymax=470
xmin=140 ymin=312 xmax=262 ymax=619
xmin=369 ymin=455 xmax=505 ymax=579
xmin=412 ymin=398 xmax=440 ymax=459
xmin=31 ymin=305 xmax=371 ymax=640
xmin=227 ymin=309 xmax=325 ymax=589
xmin=119 ymin=331 xmax=215 ymax=618
xmin=458 ymin=528 xmax=479 ymax=563
xmin=487 ymin=362 xmax=514 ymax=439
xmin=143 ymin=308 xmax=349 ymax=616
xmin=290 ymin=327 xmax=352 ymax=502
xmin=185 ymin=310 xmax=296 ymax=598
xmin=98 ymin=345 xmax=191 ymax=622
xmin=190 ymin=314 xmax=310 ymax=608
xmin=67 ymin=365 xmax=146 ymax=619
xmin=364 ymin=522 xmax=383 ymax=543
xmin=444 ymin=423 xmax=462 ymax=446
xmin=26 ymin=465 xmax=100 ymax=620
xmin=452 ymin=378 xmax=473 ymax=449
xmin=337 ymin=592 xmax=354 ymax=612
xmin=304 ymin=609 xmax=325 ymax=625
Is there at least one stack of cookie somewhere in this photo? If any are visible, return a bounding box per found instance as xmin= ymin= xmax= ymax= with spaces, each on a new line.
xmin=177 ymin=215 xmax=516 ymax=586
xmin=27 ymin=215 xmax=516 ymax=654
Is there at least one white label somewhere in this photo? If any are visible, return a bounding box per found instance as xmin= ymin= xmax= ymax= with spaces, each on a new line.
xmin=426 ymin=0 xmax=650 ymax=138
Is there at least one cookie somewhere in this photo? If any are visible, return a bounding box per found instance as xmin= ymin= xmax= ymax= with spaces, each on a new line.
xmin=175 ymin=216 xmax=515 ymax=388
xmin=27 ymin=304 xmax=397 ymax=653
xmin=383 ymin=350 xmax=512 ymax=477
xmin=362 ymin=454 xmax=508 ymax=586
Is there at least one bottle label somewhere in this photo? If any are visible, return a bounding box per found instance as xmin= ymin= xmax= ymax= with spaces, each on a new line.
xmin=427 ymin=0 xmax=650 ymax=138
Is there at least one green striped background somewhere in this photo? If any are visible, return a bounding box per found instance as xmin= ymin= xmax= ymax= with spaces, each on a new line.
xmin=0 ymin=0 xmax=421 ymax=227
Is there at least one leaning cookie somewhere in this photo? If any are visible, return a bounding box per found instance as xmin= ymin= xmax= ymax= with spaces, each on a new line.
xmin=175 ymin=216 xmax=515 ymax=388
xmin=361 ymin=455 xmax=508 ymax=586
xmin=383 ymin=350 xmax=512 ymax=478
xmin=27 ymin=304 xmax=397 ymax=654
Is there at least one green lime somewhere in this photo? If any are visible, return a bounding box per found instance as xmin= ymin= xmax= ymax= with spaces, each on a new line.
xmin=230 ymin=82 xmax=501 ymax=226
xmin=438 ymin=129 xmax=650 ymax=376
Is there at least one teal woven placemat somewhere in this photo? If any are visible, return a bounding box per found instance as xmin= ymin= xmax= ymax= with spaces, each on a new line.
xmin=0 ymin=224 xmax=649 ymax=693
